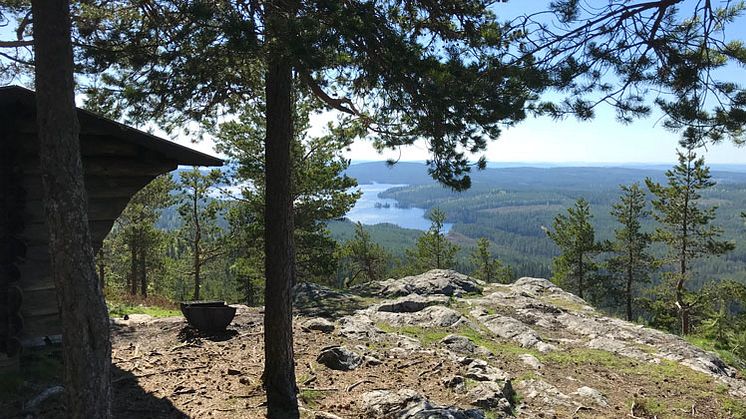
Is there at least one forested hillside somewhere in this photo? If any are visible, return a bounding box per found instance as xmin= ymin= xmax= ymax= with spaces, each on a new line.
xmin=345 ymin=162 xmax=746 ymax=288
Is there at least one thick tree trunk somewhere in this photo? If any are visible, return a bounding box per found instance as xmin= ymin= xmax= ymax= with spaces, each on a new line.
xmin=263 ymin=3 xmax=299 ymax=416
xmin=31 ymin=1 xmax=112 ymax=417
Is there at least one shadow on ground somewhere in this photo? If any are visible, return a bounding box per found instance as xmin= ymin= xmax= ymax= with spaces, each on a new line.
xmin=293 ymin=282 xmax=369 ymax=319
xmin=112 ymin=364 xmax=188 ymax=419
xmin=0 ymin=344 xmax=188 ymax=418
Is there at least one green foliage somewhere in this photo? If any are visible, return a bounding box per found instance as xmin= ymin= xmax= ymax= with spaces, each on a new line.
xmin=338 ymin=222 xmax=390 ymax=287
xmin=694 ymin=280 xmax=746 ymax=367
xmin=214 ymin=94 xmax=360 ymax=290
xmin=405 ymin=208 xmax=460 ymax=274
xmin=77 ymin=0 xmax=547 ymax=190
xmin=469 ymin=237 xmax=512 ymax=283
xmin=607 ymin=183 xmax=655 ymax=320
xmin=102 ymin=174 xmax=174 ymax=297
xmin=529 ymin=1 xmax=746 ymax=146
xmin=545 ymin=198 xmax=604 ymax=301
xmin=645 ymin=148 xmax=735 ymax=334
xmin=176 ymin=168 xmax=226 ymax=301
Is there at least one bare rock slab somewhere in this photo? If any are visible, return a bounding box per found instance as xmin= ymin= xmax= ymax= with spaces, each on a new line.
xmin=363 ymin=389 xmax=486 ymax=418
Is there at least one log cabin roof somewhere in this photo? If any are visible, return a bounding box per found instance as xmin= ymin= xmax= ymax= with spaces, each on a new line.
xmin=0 ymin=85 xmax=223 ymax=167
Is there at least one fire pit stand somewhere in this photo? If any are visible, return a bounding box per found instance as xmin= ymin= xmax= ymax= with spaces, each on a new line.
xmin=179 ymin=301 xmax=236 ymax=334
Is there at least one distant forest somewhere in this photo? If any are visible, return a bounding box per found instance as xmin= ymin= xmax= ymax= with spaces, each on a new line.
xmin=341 ymin=162 xmax=746 ymax=289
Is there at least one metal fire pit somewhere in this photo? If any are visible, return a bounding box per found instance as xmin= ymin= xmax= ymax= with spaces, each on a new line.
xmin=180 ymin=301 xmax=236 ymax=334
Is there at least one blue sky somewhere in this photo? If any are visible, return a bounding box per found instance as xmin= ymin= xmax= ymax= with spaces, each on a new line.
xmin=338 ymin=1 xmax=746 ymax=165
xmin=2 ymin=1 xmax=744 ymax=165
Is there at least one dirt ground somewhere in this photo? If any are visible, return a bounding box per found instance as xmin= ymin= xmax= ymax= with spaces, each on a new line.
xmin=4 ymin=288 xmax=746 ymax=418
xmin=107 ymin=308 xmax=472 ymax=419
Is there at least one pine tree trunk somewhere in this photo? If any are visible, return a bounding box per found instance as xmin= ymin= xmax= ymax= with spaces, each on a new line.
xmin=263 ymin=2 xmax=299 ymax=415
xmin=578 ymin=253 xmax=584 ymax=299
xmin=626 ymin=265 xmax=633 ymax=322
xmin=193 ymin=247 xmax=201 ymax=301
xmin=139 ymin=247 xmax=147 ymax=297
xmin=31 ymin=1 xmax=112 ymax=417
xmin=192 ymin=191 xmax=202 ymax=301
xmin=130 ymin=241 xmax=138 ymax=295
xmin=98 ymin=252 xmax=106 ymax=290
xmin=677 ymin=274 xmax=689 ymax=335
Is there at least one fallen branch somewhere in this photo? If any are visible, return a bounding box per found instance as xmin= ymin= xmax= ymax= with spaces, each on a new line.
xmin=418 ymin=361 xmax=444 ymax=377
xmin=346 ymin=379 xmax=374 ymax=392
xmin=23 ymin=386 xmax=64 ymax=412
xmin=399 ymin=360 xmax=425 ymax=369
xmin=303 ymin=375 xmax=317 ymax=386
xmin=113 ymin=365 xmax=209 ymax=383
xmin=169 ymin=342 xmax=199 ymax=352
xmin=573 ymin=405 xmax=592 ymax=415
xmin=299 ymin=387 xmax=338 ymax=392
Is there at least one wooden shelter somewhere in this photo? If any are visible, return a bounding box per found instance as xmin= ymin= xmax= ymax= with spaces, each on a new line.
xmin=0 ymin=86 xmax=222 ymax=366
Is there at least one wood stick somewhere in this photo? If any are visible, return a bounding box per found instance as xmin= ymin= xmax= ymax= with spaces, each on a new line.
xmin=346 ymin=379 xmax=374 ymax=392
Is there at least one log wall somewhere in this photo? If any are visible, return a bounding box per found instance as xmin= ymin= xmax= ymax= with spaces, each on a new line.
xmin=0 ymin=118 xmax=26 ymax=362
xmin=8 ymin=120 xmax=177 ymax=342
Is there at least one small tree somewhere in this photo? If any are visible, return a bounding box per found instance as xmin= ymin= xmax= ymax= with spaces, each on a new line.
xmin=470 ymin=237 xmax=512 ymax=284
xmin=214 ymin=97 xmax=360 ymax=287
xmin=545 ymin=198 xmax=603 ymax=300
xmin=115 ymin=174 xmax=174 ymax=297
xmin=340 ymin=222 xmax=390 ymax=287
xmin=607 ymin=183 xmax=655 ymax=321
xmin=177 ymin=168 xmax=225 ymax=301
xmin=645 ymin=148 xmax=735 ymax=335
xmin=407 ymin=208 xmax=459 ymax=273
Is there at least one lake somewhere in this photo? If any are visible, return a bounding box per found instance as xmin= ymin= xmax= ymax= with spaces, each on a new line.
xmin=345 ymin=183 xmax=452 ymax=232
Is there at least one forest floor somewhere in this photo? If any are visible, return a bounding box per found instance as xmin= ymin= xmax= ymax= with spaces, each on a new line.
xmin=4 ymin=270 xmax=746 ymax=418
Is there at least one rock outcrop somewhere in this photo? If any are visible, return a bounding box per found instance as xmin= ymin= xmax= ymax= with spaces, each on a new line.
xmin=106 ymin=269 xmax=746 ymax=419
xmin=324 ymin=269 xmax=746 ymax=417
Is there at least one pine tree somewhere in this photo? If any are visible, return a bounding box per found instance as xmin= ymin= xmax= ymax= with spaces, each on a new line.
xmin=645 ymin=148 xmax=735 ymax=335
xmin=114 ymin=174 xmax=174 ymax=297
xmin=340 ymin=222 xmax=390 ymax=286
xmin=545 ymin=198 xmax=603 ymax=300
xmin=78 ymin=6 xmax=545 ymax=408
xmin=28 ymin=1 xmax=112 ymax=416
xmin=176 ymin=168 xmax=225 ymax=301
xmin=470 ymin=237 xmax=512 ymax=284
xmin=215 ymin=96 xmax=360 ymax=287
xmin=607 ymin=183 xmax=655 ymax=321
xmin=407 ymin=208 xmax=459 ymax=273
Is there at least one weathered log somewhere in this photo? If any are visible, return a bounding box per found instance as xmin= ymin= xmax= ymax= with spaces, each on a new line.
xmin=21 ymin=288 xmax=58 ymax=318
xmin=21 ymin=155 xmax=177 ymax=176
xmin=24 ymin=175 xmax=155 ymax=200
xmin=21 ymin=220 xmax=115 ymax=246
xmin=16 ymin=133 xmax=143 ymax=157
xmin=20 ymin=312 xmax=60 ymax=339
xmin=24 ymin=197 xmax=132 ymax=223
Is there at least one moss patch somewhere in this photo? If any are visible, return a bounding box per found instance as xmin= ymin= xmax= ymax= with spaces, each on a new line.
xmin=108 ymin=303 xmax=181 ymax=318
xmin=540 ymin=296 xmax=592 ymax=313
xmin=685 ymin=335 xmax=746 ymax=376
